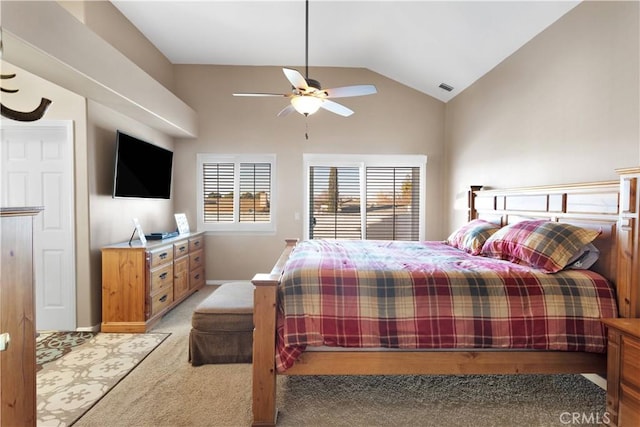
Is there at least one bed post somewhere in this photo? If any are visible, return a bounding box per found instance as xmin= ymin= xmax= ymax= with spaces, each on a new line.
xmin=251 ymin=273 xmax=278 ymax=426
xmin=616 ymin=166 xmax=640 ymax=318
xmin=252 ymin=239 xmax=298 ymax=427
xmin=468 ymin=185 xmax=483 ymax=221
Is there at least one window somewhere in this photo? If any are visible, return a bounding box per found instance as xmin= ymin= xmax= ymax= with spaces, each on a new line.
xmin=197 ymin=154 xmax=276 ymax=234
xmin=304 ymin=154 xmax=426 ymax=240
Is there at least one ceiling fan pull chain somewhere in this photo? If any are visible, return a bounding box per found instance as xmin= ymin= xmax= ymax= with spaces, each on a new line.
xmin=305 ymin=119 xmax=310 ymax=140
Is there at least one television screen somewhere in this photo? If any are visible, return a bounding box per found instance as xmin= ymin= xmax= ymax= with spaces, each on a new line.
xmin=112 ymin=131 xmax=173 ymax=199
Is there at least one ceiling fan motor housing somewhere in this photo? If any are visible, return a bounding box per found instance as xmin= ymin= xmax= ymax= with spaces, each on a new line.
xmin=305 ymin=78 xmax=322 ymax=90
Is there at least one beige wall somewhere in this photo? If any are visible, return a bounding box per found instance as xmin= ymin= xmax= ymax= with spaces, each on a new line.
xmin=444 ymin=1 xmax=640 ymax=232
xmin=0 ymin=61 xmax=177 ymax=328
xmin=86 ymin=100 xmax=176 ymax=326
xmin=4 ymin=0 xmax=195 ymax=137
xmin=3 ymin=1 xmax=188 ymax=328
xmin=0 ymin=60 xmax=92 ymax=327
xmin=172 ymin=65 xmax=445 ymax=279
xmin=59 ymin=1 xmax=174 ymax=91
xmin=80 ymin=1 xmax=175 ymax=91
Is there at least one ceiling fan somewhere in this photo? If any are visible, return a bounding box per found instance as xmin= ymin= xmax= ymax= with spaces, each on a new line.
xmin=233 ymin=0 xmax=377 ymax=118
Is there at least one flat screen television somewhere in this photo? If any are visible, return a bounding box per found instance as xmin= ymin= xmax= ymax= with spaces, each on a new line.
xmin=112 ymin=130 xmax=173 ymax=199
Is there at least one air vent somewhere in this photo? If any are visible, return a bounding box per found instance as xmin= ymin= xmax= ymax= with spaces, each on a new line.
xmin=439 ymin=83 xmax=454 ymax=92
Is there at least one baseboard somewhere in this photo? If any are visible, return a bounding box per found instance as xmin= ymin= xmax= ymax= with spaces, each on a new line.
xmin=582 ymin=373 xmax=606 ymax=390
xmin=76 ymin=325 xmax=101 ymax=332
xmin=206 ymin=279 xmax=252 ymax=285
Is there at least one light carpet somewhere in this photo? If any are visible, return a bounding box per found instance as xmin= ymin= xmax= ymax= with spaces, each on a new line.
xmin=37 ymin=332 xmax=169 ymax=426
xmin=276 ymin=374 xmax=607 ymax=426
xmin=70 ymin=285 xmax=609 ymax=427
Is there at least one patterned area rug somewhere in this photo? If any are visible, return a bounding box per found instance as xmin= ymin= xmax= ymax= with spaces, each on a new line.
xmin=37 ymin=332 xmax=97 ymax=372
xmin=37 ymin=332 xmax=169 ymax=426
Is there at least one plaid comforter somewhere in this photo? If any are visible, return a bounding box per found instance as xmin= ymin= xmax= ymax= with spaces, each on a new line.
xmin=275 ymin=239 xmax=618 ymax=372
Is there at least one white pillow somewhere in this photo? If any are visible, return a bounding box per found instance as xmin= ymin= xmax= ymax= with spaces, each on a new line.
xmin=565 ymin=243 xmax=600 ymax=270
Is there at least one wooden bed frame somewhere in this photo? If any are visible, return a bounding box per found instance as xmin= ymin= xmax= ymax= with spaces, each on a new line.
xmin=251 ymin=167 xmax=640 ymax=426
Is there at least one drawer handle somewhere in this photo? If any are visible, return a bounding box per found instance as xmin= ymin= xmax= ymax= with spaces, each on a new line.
xmin=159 ymin=294 xmax=168 ymax=303
xmin=193 ymin=241 xmax=200 ymax=247
xmin=159 ymin=272 xmax=168 ymax=280
xmin=159 ymin=252 xmax=168 ymax=259
xmin=194 ymin=274 xmax=200 ymax=280
xmin=194 ymin=256 xmax=200 ymax=263
xmin=179 ymin=246 xmax=186 ymax=252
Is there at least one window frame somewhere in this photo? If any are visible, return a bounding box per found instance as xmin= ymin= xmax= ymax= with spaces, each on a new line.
xmin=303 ymin=153 xmax=427 ymax=241
xmin=197 ymin=153 xmax=276 ymax=235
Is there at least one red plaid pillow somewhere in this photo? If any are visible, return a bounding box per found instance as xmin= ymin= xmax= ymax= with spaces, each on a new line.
xmin=446 ymin=219 xmax=501 ymax=255
xmin=480 ymin=219 xmax=601 ymax=273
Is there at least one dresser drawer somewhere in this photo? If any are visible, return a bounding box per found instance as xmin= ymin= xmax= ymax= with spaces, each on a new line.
xmin=190 ymin=266 xmax=205 ymax=289
xmin=150 ymin=263 xmax=173 ymax=294
xmin=189 ymin=249 xmax=204 ymax=270
xmin=620 ymin=383 xmax=640 ymax=427
xmin=148 ymin=246 xmax=173 ymax=268
xmin=189 ymin=236 xmax=204 ymax=253
xmin=622 ymin=337 xmax=640 ymax=389
xmin=150 ymin=282 xmax=173 ymax=317
xmin=173 ymin=240 xmax=189 ymax=258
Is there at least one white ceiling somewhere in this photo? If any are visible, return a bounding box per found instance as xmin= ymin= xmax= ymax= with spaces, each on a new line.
xmin=111 ymin=0 xmax=580 ymax=103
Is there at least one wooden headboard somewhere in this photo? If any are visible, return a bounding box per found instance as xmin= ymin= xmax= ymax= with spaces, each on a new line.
xmin=469 ymin=167 xmax=640 ymax=319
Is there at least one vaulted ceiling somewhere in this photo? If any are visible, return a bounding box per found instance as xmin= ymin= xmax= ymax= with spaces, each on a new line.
xmin=111 ymin=1 xmax=580 ymax=102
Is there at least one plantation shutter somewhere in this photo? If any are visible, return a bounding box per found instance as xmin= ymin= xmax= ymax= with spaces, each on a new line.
xmin=239 ymin=163 xmax=271 ymax=223
xmin=202 ymin=162 xmax=235 ymax=223
xmin=309 ymin=166 xmax=361 ymax=239
xmin=365 ymin=166 xmax=420 ymax=240
xmin=197 ymin=154 xmax=276 ymax=233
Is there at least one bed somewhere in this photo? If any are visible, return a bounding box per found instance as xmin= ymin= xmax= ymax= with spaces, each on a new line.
xmin=251 ymin=167 xmax=640 ymax=426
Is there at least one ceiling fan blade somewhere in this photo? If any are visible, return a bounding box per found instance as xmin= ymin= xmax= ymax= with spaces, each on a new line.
xmin=233 ymin=92 xmax=288 ymax=97
xmin=283 ymin=68 xmax=308 ymax=90
xmin=320 ymin=100 xmax=354 ymax=117
xmin=323 ymin=85 xmax=377 ymax=98
xmin=277 ymin=104 xmax=296 ymax=117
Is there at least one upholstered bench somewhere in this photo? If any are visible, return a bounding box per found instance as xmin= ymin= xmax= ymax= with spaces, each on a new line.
xmin=188 ymin=281 xmax=254 ymax=366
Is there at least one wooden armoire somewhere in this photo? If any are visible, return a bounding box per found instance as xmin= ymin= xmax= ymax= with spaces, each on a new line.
xmin=0 ymin=207 xmax=42 ymax=427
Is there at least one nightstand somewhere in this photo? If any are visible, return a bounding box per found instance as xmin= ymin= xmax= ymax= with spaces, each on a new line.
xmin=601 ymin=318 xmax=640 ymax=427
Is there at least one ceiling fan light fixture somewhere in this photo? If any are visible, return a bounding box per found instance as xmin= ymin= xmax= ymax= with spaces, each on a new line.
xmin=232 ymin=0 xmax=375 ymax=119
xmin=291 ymin=95 xmax=322 ymax=116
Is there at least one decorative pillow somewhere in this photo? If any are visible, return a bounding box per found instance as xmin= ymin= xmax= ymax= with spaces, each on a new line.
xmin=480 ymin=219 xmax=601 ymax=273
xmin=445 ymin=219 xmax=501 ymax=255
xmin=565 ymin=242 xmax=600 ymax=270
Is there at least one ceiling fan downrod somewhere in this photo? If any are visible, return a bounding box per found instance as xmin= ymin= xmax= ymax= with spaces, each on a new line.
xmin=305 ymin=0 xmax=309 ymax=80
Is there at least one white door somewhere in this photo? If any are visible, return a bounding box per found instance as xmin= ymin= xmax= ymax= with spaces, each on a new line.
xmin=0 ymin=120 xmax=76 ymax=331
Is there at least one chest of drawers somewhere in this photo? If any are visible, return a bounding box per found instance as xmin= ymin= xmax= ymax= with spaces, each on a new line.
xmin=602 ymin=318 xmax=640 ymax=427
xmin=101 ymin=232 xmax=206 ymax=332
